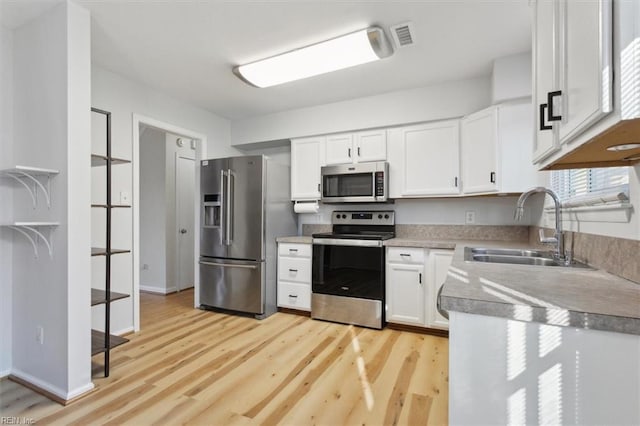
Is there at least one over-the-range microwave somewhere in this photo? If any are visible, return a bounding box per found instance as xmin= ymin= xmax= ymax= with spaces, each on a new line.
xmin=320 ymin=161 xmax=389 ymax=203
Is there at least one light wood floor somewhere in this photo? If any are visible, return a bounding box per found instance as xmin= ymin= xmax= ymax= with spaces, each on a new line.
xmin=1 ymin=290 xmax=449 ymax=425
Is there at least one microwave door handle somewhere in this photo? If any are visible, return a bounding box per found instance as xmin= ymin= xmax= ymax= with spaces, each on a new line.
xmin=220 ymin=170 xmax=226 ymax=245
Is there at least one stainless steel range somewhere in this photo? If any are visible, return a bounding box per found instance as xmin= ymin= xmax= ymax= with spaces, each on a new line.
xmin=311 ymin=210 xmax=395 ymax=329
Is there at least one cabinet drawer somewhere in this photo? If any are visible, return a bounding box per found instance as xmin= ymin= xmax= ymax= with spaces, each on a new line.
xmin=277 ymin=257 xmax=311 ymax=284
xmin=278 ymin=243 xmax=311 ymax=258
xmin=387 ymin=247 xmax=425 ymax=264
xmin=277 ymin=281 xmax=311 ymax=311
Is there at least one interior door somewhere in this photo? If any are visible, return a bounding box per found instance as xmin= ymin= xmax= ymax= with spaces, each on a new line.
xmin=177 ymin=155 xmax=195 ymax=290
xmin=227 ymin=156 xmax=264 ymax=261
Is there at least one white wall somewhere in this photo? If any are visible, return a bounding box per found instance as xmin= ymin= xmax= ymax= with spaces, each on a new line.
xmin=491 ymin=52 xmax=532 ymax=103
xmin=139 ymin=127 xmax=166 ymax=293
xmin=91 ymin=66 xmax=238 ymax=333
xmin=11 ymin=1 xmax=92 ymax=399
xmin=164 ymin=132 xmax=196 ymax=293
xmin=0 ymin=23 xmax=14 ymax=377
xmin=231 ymin=77 xmax=491 ymax=146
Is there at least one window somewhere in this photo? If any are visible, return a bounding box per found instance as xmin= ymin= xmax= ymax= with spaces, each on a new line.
xmin=550 ymin=166 xmax=630 ymax=207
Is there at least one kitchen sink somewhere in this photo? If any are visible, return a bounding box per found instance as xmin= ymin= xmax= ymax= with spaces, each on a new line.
xmin=464 ymin=247 xmax=591 ymax=268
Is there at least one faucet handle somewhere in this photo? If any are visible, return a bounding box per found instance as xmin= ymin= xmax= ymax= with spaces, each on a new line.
xmin=538 ymin=229 xmax=558 ymax=245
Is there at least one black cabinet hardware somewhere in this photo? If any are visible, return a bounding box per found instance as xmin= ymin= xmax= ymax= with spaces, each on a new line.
xmin=288 ymin=294 xmax=298 ymax=298
xmin=348 ymin=148 xmax=351 ymax=158
xmin=454 ymin=177 xmax=458 ymax=187
xmin=547 ymin=91 xmax=562 ymax=122
xmin=419 ymin=273 xmax=422 ymax=284
xmin=357 ymin=146 xmax=361 ymax=156
xmin=289 ymin=268 xmax=298 ymax=272
xmin=539 ymin=103 xmax=552 ymax=130
xmin=490 ymin=172 xmax=496 ymax=183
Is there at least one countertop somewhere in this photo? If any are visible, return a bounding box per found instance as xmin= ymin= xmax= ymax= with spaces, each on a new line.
xmin=438 ymin=240 xmax=640 ymax=336
xmin=276 ymin=235 xmax=312 ymax=244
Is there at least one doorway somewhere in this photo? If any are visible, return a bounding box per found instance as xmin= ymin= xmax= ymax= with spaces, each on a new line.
xmin=133 ymin=115 xmax=206 ymax=332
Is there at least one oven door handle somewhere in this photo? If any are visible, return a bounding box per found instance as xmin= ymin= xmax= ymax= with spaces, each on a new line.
xmin=312 ymin=238 xmax=383 ymax=248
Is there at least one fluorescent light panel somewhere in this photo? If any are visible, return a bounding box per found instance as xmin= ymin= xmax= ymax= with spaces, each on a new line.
xmin=234 ymin=27 xmax=393 ymax=88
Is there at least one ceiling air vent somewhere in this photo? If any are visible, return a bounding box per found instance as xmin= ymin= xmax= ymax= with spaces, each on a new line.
xmin=389 ymin=22 xmax=415 ymax=49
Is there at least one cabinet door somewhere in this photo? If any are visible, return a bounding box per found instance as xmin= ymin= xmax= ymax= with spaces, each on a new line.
xmin=325 ymin=133 xmax=353 ymax=165
xmin=427 ymin=249 xmax=453 ymax=330
xmin=291 ymin=137 xmax=325 ymax=200
xmin=386 ymin=263 xmax=425 ymax=326
xmin=461 ymin=107 xmax=498 ymax=194
xmin=558 ymin=0 xmax=612 ymax=144
xmin=400 ymin=120 xmax=460 ymax=196
xmin=355 ymin=129 xmax=387 ymax=163
xmin=532 ymin=0 xmax=560 ymax=162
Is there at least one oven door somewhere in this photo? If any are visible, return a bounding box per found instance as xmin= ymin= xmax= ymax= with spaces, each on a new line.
xmin=312 ymin=239 xmax=385 ymax=300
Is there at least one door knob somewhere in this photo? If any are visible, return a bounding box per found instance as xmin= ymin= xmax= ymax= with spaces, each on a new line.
xmin=180 ymin=228 xmax=187 ymax=234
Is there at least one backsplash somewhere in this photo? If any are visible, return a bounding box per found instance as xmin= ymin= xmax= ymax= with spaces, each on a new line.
xmin=531 ymin=227 xmax=640 ymax=284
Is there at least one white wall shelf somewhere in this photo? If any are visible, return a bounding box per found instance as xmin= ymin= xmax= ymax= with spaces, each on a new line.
xmin=1 ymin=222 xmax=59 ymax=258
xmin=0 ymin=166 xmax=60 ymax=208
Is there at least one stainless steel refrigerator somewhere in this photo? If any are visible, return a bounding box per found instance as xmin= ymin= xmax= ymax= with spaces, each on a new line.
xmin=199 ymin=155 xmax=296 ymax=319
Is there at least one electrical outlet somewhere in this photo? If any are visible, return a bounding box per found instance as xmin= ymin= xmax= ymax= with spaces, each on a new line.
xmin=465 ymin=211 xmax=476 ymax=224
xmin=36 ymin=326 xmax=44 ymax=345
xmin=120 ymin=191 xmax=130 ymax=204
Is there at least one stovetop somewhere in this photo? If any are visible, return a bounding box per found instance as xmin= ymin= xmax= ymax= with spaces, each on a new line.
xmin=312 ymin=231 xmax=395 ymax=241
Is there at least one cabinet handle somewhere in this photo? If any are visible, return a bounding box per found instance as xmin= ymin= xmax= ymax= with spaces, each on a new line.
xmin=419 ymin=273 xmax=422 ymax=284
xmin=357 ymin=146 xmax=361 ymax=157
xmin=289 ymin=248 xmax=298 ymax=252
xmin=454 ymin=177 xmax=458 ymax=187
xmin=289 ymin=269 xmax=298 ymax=272
xmin=547 ymin=91 xmax=562 ymax=122
xmin=539 ymin=104 xmax=552 ymax=131
xmin=348 ymin=148 xmax=351 ymax=158
xmin=490 ymin=172 xmax=496 ymax=183
xmin=317 ymin=183 xmax=321 ymax=192
xmin=400 ymin=253 xmax=411 ymax=257
xmin=288 ymin=294 xmax=298 ymax=298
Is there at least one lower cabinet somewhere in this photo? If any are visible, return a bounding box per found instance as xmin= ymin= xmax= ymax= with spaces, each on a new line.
xmin=277 ymin=242 xmax=311 ymax=311
xmin=386 ymin=246 xmax=454 ymax=330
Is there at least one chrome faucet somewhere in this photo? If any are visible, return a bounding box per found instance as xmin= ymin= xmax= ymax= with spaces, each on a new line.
xmin=515 ymin=187 xmax=565 ymax=260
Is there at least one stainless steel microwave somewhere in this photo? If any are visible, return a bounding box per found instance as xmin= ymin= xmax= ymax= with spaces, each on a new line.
xmin=321 ymin=161 xmax=388 ymax=203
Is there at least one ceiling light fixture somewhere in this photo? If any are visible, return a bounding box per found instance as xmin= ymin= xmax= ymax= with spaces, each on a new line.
xmin=233 ymin=26 xmax=394 ymax=88
xmin=606 ymin=143 xmax=640 ymax=151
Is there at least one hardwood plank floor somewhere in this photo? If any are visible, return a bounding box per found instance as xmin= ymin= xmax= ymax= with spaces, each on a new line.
xmin=1 ymin=289 xmax=449 ymax=425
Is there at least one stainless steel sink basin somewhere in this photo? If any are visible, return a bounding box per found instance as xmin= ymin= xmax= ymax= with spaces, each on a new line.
xmin=469 ymin=247 xmax=552 ymax=258
xmin=464 ymin=247 xmax=591 ymax=268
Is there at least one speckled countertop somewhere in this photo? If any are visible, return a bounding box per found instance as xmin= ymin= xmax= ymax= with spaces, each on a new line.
xmin=439 ymin=240 xmax=640 ymax=336
xmin=276 ymin=236 xmax=313 ymax=244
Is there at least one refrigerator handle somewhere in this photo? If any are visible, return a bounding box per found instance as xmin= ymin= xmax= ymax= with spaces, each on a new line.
xmin=220 ymin=169 xmax=227 ymax=246
xmin=226 ymin=169 xmax=234 ymax=245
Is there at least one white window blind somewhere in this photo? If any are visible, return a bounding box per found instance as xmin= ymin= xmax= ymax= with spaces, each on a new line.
xmin=550 ymin=167 xmax=630 ymax=207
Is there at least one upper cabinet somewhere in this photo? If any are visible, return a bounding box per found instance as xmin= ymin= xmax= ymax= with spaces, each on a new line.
xmin=461 ymin=102 xmax=537 ymax=195
xmin=325 ymin=129 xmax=387 ymax=165
xmin=533 ymin=0 xmax=640 ymax=169
xmin=388 ymin=120 xmax=460 ymax=198
xmin=291 ymin=136 xmax=325 ymax=201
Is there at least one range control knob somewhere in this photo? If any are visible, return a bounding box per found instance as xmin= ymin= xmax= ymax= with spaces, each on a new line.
xmin=336 ymin=214 xmax=341 ymax=219
xmin=384 ymin=214 xmax=389 ymax=219
xmin=378 ymin=214 xmax=383 ymax=219
xmin=342 ymin=214 xmax=347 ymax=219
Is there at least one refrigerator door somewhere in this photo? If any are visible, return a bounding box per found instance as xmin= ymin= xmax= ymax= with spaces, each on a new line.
xmin=199 ymin=257 xmax=264 ymax=314
xmin=200 ymin=158 xmax=228 ymax=258
xmin=227 ymin=156 xmax=265 ymax=261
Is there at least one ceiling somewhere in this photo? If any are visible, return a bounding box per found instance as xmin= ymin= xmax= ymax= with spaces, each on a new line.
xmin=2 ymin=1 xmax=532 ymax=120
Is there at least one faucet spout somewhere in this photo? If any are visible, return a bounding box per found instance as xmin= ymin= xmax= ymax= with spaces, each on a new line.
xmin=514 ymin=187 xmax=564 ymax=260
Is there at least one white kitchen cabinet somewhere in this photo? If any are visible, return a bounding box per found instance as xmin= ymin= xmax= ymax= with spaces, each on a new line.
xmin=324 ymin=129 xmax=387 ymax=165
xmin=386 ymin=247 xmax=426 ymax=326
xmin=386 ymin=246 xmax=453 ymax=330
xmin=388 ymin=120 xmax=460 ymax=198
xmin=277 ymin=242 xmax=311 ymax=311
xmin=290 ymin=137 xmax=325 ymax=200
xmin=532 ymin=0 xmax=612 ymax=163
xmin=461 ymin=101 xmax=537 ymax=195
xmin=427 ymin=249 xmax=453 ymax=330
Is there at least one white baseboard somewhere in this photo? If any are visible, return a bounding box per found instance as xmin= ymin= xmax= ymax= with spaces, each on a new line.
xmin=0 ymin=368 xmax=10 ymax=378
xmin=112 ymin=326 xmax=134 ymax=337
xmin=139 ymin=285 xmax=175 ymax=294
xmin=10 ymin=368 xmax=94 ymax=401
